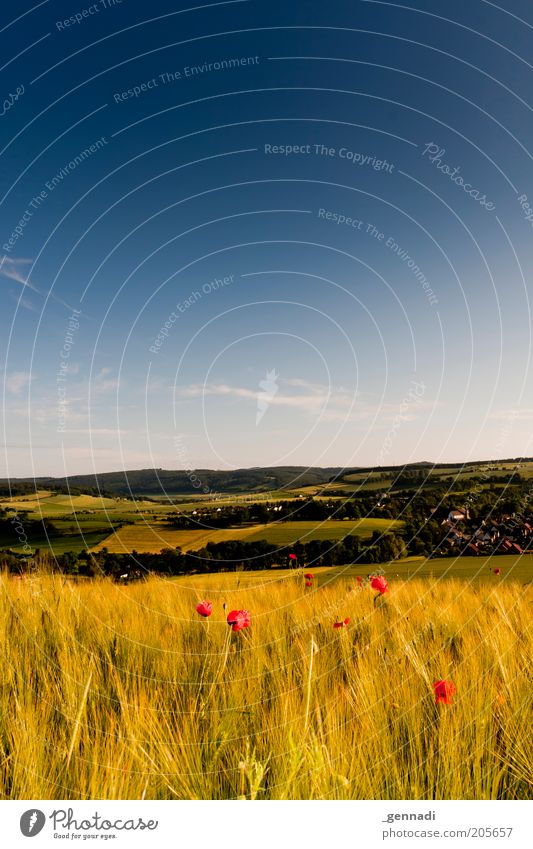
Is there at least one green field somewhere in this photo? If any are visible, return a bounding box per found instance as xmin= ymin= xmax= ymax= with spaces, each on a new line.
xmin=4 ymin=491 xmax=384 ymax=555
xmin=1 ymin=491 xmax=166 ymax=518
xmin=0 ymin=491 xmax=174 ymax=553
xmin=91 ymin=518 xmax=403 ymax=554
xmin=0 ymin=529 xmax=112 ymax=555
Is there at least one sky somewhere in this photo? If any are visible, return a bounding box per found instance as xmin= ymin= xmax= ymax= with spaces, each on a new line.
xmin=1 ymin=0 xmax=533 ymax=478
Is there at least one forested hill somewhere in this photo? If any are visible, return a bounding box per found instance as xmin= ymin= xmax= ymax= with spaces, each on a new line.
xmin=0 ymin=458 xmax=529 ymax=498
xmin=0 ymin=466 xmax=344 ymax=497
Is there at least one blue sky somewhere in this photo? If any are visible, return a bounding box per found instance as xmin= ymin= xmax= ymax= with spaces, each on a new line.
xmin=1 ymin=0 xmax=533 ymax=477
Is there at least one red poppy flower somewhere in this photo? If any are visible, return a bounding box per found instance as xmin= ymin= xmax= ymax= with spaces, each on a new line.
xmin=305 ymin=580 xmax=313 ymax=587
xmin=356 ymin=576 xmax=363 ymax=583
xmin=196 ymin=601 xmax=213 ymax=618
xmin=371 ymin=576 xmax=389 ymax=595
xmin=288 ymin=553 xmax=297 ymax=560
xmin=433 ymin=679 xmax=456 ymax=705
xmin=493 ymin=568 xmax=501 ymax=575
xmin=227 ymin=609 xmax=251 ymax=632
xmin=304 ymin=573 xmax=314 ymax=580
xmin=333 ymin=617 xmax=350 ymax=629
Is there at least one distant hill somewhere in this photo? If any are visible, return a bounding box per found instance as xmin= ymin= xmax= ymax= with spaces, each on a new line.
xmin=0 ymin=457 xmax=529 ymax=498
xmin=0 ymin=466 xmax=344 ymax=497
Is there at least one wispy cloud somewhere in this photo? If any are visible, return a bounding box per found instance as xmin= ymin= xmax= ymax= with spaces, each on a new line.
xmin=59 ymin=427 xmax=131 ymax=436
xmin=176 ymin=381 xmax=329 ymax=412
xmin=5 ymin=371 xmax=33 ymax=395
xmin=0 ymin=257 xmax=35 ymax=286
xmin=0 ymin=254 xmax=42 ymax=295
xmin=1 ymin=255 xmax=74 ymax=311
xmin=92 ymin=367 xmax=120 ymax=394
xmin=10 ymin=291 xmax=38 ymax=312
xmin=4 ymin=366 xmax=121 ymax=424
xmin=175 ymin=379 xmax=437 ymax=425
xmin=489 ymin=408 xmax=533 ymax=422
xmin=281 ymin=377 xmax=330 ymax=394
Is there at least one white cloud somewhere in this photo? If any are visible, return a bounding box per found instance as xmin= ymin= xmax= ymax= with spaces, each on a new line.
xmin=9 ymin=291 xmax=38 ymax=312
xmin=5 ymin=371 xmax=33 ymax=395
xmin=176 ymin=381 xmax=330 ymax=412
xmin=175 ymin=380 xmax=437 ymax=425
xmin=281 ymin=377 xmax=329 ymax=394
xmin=60 ymin=427 xmax=131 ymax=436
xmin=1 ymin=255 xmax=75 ymax=311
xmin=91 ymin=368 xmax=120 ymax=394
xmin=0 ymin=257 xmax=35 ymax=286
xmin=489 ymin=408 xmax=533 ymax=422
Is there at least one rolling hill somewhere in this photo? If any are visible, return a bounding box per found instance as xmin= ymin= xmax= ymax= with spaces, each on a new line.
xmin=0 ymin=457 xmax=530 ymax=498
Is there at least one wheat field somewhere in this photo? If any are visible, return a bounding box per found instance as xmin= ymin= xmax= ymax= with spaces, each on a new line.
xmin=0 ymin=569 xmax=531 ymax=800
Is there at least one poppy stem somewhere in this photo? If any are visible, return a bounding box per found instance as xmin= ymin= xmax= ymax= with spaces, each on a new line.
xmin=304 ymin=637 xmax=317 ymax=730
xmin=201 ymin=628 xmax=231 ymax=713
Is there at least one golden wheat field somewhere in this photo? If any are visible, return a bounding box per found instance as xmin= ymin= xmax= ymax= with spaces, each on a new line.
xmin=1 ymin=569 xmax=531 ymax=800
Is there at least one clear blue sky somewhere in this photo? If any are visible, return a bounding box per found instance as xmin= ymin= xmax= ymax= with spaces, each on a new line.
xmin=1 ymin=0 xmax=533 ymax=477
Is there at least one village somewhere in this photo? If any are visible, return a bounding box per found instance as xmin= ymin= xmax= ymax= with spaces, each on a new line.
xmin=436 ymin=507 xmax=532 ymax=557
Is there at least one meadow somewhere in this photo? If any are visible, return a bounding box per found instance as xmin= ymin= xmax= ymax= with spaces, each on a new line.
xmin=0 ymin=569 xmax=531 ymax=800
